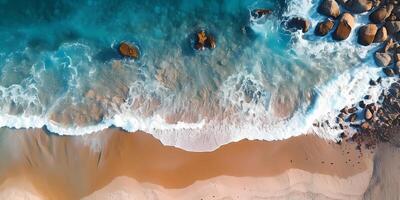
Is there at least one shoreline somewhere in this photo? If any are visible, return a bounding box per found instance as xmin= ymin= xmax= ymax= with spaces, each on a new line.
xmin=0 ymin=127 xmax=373 ymax=199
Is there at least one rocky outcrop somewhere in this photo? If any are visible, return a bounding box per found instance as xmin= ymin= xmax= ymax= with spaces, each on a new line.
xmin=315 ymin=19 xmax=335 ymax=36
xmin=333 ymin=13 xmax=355 ymax=40
xmin=251 ymin=9 xmax=273 ymax=19
xmin=318 ymin=0 xmax=341 ymax=18
xmin=358 ymin=24 xmax=378 ymax=46
xmin=118 ymin=42 xmax=140 ymax=59
xmin=373 ymin=26 xmax=388 ymax=43
xmin=194 ymin=30 xmax=216 ymax=50
xmin=369 ymin=4 xmax=394 ymax=24
xmin=285 ymin=17 xmax=311 ymax=33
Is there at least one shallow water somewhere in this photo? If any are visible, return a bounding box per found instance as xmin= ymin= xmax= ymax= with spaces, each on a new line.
xmin=0 ymin=0 xmax=387 ymax=150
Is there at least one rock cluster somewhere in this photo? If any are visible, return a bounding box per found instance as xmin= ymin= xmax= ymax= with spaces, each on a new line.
xmin=351 ymin=81 xmax=400 ymax=149
xmin=194 ymin=30 xmax=216 ymax=51
xmin=251 ymin=9 xmax=273 ymax=19
xmin=310 ymin=0 xmax=400 ymax=149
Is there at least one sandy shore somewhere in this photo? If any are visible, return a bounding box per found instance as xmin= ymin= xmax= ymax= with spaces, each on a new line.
xmin=0 ymin=128 xmax=373 ymax=199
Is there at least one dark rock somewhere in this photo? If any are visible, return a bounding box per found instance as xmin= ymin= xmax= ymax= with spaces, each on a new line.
xmin=369 ymin=4 xmax=394 ymax=24
xmin=118 ymin=42 xmax=140 ymax=59
xmin=385 ymin=21 xmax=400 ymax=35
xmin=395 ymin=53 xmax=400 ymax=62
xmin=383 ymin=67 xmax=395 ymax=76
xmin=394 ymin=63 xmax=400 ymax=74
xmin=340 ymin=106 xmax=349 ymax=114
xmin=365 ymin=94 xmax=372 ymax=99
xmin=285 ymin=17 xmax=311 ymax=33
xmin=337 ymin=116 xmax=345 ymax=124
xmin=373 ymin=26 xmax=388 ymax=43
xmin=348 ymin=107 xmax=358 ymax=113
xmin=345 ymin=0 xmax=374 ymax=13
xmin=369 ymin=79 xmax=377 ymax=86
xmin=377 ymin=77 xmax=382 ymax=83
xmin=383 ymin=38 xmax=395 ymax=53
xmin=318 ymin=0 xmax=341 ymax=18
xmin=251 ymin=9 xmax=273 ymax=19
xmin=358 ymin=24 xmax=378 ymax=46
xmin=374 ymin=52 xmax=393 ymax=67
xmin=205 ymin=35 xmax=216 ymax=49
xmin=333 ymin=13 xmax=355 ymax=41
xmin=315 ymin=19 xmax=335 ymax=36
xmin=359 ymin=101 xmax=366 ymax=108
xmin=348 ymin=113 xmax=358 ymax=122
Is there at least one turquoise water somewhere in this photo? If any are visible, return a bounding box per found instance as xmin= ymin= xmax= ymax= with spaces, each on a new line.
xmin=0 ymin=0 xmax=382 ymax=150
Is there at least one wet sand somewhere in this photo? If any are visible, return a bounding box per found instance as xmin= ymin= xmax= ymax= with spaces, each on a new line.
xmin=0 ymin=128 xmax=373 ymax=199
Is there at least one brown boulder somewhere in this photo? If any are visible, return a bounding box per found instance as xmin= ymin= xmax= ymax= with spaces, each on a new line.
xmin=315 ymin=19 xmax=335 ymax=36
xmin=285 ymin=17 xmax=311 ymax=33
xmin=333 ymin=13 xmax=355 ymax=41
xmin=358 ymin=24 xmax=378 ymax=46
xmin=345 ymin=0 xmax=374 ymax=13
xmin=365 ymin=108 xmax=373 ymax=120
xmin=374 ymin=52 xmax=393 ymax=67
xmin=318 ymin=0 xmax=341 ymax=18
xmin=369 ymin=4 xmax=394 ymax=24
xmin=373 ymin=26 xmax=388 ymax=43
xmin=360 ymin=121 xmax=371 ymax=129
xmin=118 ymin=42 xmax=140 ymax=59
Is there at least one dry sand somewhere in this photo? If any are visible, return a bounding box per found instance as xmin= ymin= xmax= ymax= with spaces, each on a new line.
xmin=0 ymin=128 xmax=373 ymax=199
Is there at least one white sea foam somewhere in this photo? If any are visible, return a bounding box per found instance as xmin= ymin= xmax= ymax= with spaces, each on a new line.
xmin=0 ymin=0 xmax=396 ymax=152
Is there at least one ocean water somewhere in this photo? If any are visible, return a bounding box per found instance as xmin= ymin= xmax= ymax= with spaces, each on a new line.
xmin=0 ymin=0 xmax=390 ymax=151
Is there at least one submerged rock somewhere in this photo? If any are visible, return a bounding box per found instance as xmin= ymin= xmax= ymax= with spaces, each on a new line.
xmin=318 ymin=0 xmax=341 ymax=18
xmin=118 ymin=42 xmax=140 ymax=59
xmin=315 ymin=19 xmax=335 ymax=36
xmin=383 ymin=67 xmax=395 ymax=76
xmin=369 ymin=4 xmax=394 ymax=24
xmin=358 ymin=24 xmax=378 ymax=46
xmin=251 ymin=9 xmax=273 ymax=19
xmin=333 ymin=13 xmax=355 ymax=41
xmin=285 ymin=17 xmax=311 ymax=33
